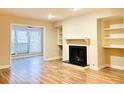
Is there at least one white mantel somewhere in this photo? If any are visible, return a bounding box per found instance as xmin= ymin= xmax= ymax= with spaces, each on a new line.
xmin=64 ymin=36 xmax=90 ymax=45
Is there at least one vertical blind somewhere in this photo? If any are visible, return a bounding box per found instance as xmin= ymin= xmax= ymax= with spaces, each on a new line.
xmin=11 ymin=29 xmax=43 ymax=55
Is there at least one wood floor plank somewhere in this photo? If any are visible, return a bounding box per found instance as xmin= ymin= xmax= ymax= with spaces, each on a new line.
xmin=0 ymin=56 xmax=124 ymax=84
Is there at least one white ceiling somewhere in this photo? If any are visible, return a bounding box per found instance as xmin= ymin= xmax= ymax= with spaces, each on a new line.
xmin=0 ymin=8 xmax=119 ymax=22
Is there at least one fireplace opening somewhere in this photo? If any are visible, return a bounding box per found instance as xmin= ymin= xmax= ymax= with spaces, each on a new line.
xmin=69 ymin=45 xmax=87 ymax=67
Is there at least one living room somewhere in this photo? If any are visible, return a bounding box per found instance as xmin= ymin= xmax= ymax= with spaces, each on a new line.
xmin=0 ymin=8 xmax=124 ymax=84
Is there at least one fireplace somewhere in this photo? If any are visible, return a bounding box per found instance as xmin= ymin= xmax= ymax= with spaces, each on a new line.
xmin=69 ymin=45 xmax=87 ymax=67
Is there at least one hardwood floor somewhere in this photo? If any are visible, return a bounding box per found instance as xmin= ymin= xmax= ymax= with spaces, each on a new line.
xmin=0 ymin=56 xmax=124 ymax=84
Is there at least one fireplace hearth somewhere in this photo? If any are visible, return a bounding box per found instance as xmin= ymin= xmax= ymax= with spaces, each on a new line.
xmin=69 ymin=45 xmax=87 ymax=67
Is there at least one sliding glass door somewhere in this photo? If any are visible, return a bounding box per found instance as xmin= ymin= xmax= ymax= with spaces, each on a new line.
xmin=11 ymin=29 xmax=42 ymax=55
xmin=29 ymin=30 xmax=42 ymax=53
xmin=16 ymin=30 xmax=29 ymax=54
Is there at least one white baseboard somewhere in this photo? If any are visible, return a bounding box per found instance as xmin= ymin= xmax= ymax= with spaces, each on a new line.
xmin=90 ymin=64 xmax=110 ymax=70
xmin=96 ymin=64 xmax=124 ymax=70
xmin=45 ymin=56 xmax=61 ymax=61
xmin=90 ymin=66 xmax=99 ymax=70
xmin=111 ymin=65 xmax=124 ymax=70
xmin=0 ymin=65 xmax=11 ymax=70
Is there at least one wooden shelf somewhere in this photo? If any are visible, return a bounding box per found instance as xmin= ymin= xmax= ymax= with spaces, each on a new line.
xmin=103 ymin=45 xmax=124 ymax=49
xmin=104 ymin=24 xmax=124 ymax=31
xmin=104 ymin=37 xmax=124 ymax=39
xmin=104 ymin=28 xmax=124 ymax=31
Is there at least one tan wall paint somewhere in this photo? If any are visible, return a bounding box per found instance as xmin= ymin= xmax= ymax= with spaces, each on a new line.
xmin=0 ymin=15 xmax=59 ymax=66
xmin=57 ymin=9 xmax=124 ymax=70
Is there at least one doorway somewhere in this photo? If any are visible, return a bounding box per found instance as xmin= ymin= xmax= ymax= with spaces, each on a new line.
xmin=11 ymin=24 xmax=44 ymax=61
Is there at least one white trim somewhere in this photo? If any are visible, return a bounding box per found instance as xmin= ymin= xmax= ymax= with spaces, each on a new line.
xmin=111 ymin=65 xmax=124 ymax=70
xmin=45 ymin=56 xmax=61 ymax=61
xmin=90 ymin=66 xmax=99 ymax=70
xmin=0 ymin=65 xmax=11 ymax=70
xmin=10 ymin=23 xmax=46 ymax=64
xmin=91 ymin=64 xmax=124 ymax=70
xmin=89 ymin=64 xmax=110 ymax=70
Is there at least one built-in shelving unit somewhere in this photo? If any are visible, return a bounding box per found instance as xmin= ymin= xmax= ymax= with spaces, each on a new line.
xmin=57 ymin=26 xmax=63 ymax=46
xmin=55 ymin=25 xmax=63 ymax=59
xmin=102 ymin=16 xmax=124 ymax=49
xmin=98 ymin=16 xmax=124 ymax=70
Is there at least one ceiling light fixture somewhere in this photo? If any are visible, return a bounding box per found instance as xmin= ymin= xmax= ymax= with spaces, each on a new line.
xmin=73 ymin=8 xmax=80 ymax=11
xmin=48 ymin=14 xmax=56 ymax=19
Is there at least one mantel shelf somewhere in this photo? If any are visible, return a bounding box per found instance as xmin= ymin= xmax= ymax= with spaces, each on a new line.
xmin=65 ymin=38 xmax=89 ymax=40
xmin=64 ymin=36 xmax=90 ymax=40
xmin=65 ymin=37 xmax=90 ymax=45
